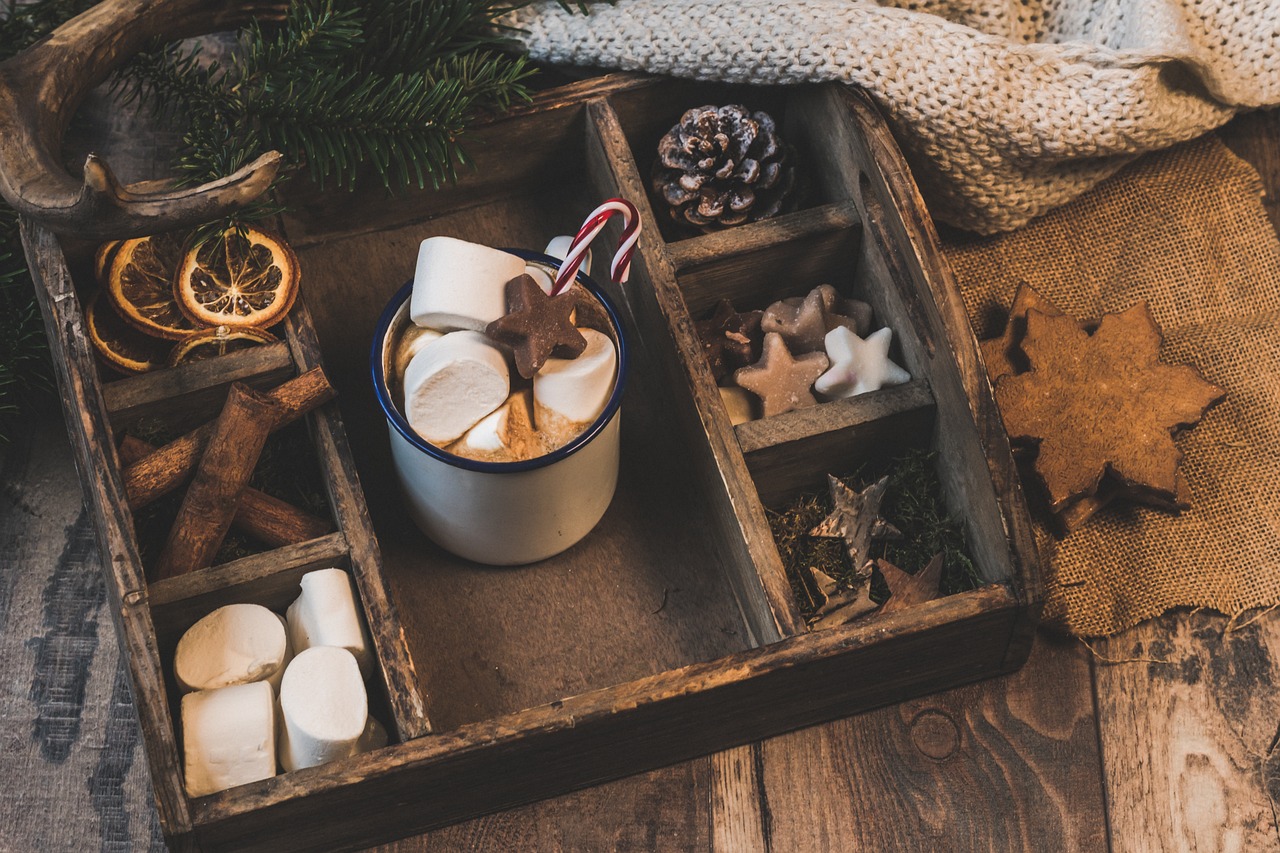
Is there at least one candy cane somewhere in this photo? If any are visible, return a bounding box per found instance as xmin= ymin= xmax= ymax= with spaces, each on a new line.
xmin=551 ymin=198 xmax=641 ymax=295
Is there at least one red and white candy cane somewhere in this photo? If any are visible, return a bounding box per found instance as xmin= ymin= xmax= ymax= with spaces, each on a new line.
xmin=551 ymin=198 xmax=641 ymax=295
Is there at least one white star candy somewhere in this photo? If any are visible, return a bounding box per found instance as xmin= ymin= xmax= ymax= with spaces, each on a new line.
xmin=814 ymin=326 xmax=910 ymax=399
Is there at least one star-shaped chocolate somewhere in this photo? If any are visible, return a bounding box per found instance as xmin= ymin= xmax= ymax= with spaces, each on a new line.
xmin=733 ymin=332 xmax=828 ymax=417
xmin=695 ymin=298 xmax=763 ymax=381
xmin=809 ymin=474 xmax=901 ymax=580
xmin=813 ymin=326 xmax=911 ymax=399
xmin=485 ymin=274 xmax=586 ymax=379
xmin=761 ymin=284 xmax=872 ymax=354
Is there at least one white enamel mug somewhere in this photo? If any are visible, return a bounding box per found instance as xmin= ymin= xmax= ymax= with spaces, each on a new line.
xmin=370 ymin=249 xmax=627 ymax=565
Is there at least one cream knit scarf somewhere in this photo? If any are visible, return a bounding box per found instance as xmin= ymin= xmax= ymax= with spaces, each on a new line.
xmin=505 ymin=0 xmax=1278 ymax=233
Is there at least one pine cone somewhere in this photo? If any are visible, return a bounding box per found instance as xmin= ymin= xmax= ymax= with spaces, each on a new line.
xmin=651 ymin=104 xmax=798 ymax=232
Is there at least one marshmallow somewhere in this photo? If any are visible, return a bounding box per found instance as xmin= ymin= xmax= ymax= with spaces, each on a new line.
xmin=533 ymin=329 xmax=617 ymax=426
xmin=393 ymin=325 xmax=442 ymax=377
xmin=182 ymin=681 xmax=276 ymax=797
xmin=719 ymin=386 xmax=758 ymax=426
xmin=278 ymin=646 xmax=368 ymax=772
xmin=174 ymin=603 xmax=292 ymax=694
xmin=453 ymin=389 xmax=538 ymax=459
xmin=286 ymin=568 xmax=374 ymax=680
xmin=544 ymin=236 xmax=591 ymax=278
xmin=403 ymin=330 xmax=509 ymax=445
xmin=410 ymin=236 xmax=525 ymax=331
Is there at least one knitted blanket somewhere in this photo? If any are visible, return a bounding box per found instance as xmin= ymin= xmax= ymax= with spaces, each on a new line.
xmin=506 ymin=0 xmax=1279 ymax=234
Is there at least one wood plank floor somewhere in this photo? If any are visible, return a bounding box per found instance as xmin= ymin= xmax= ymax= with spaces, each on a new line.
xmin=1 ymin=108 xmax=1276 ymax=852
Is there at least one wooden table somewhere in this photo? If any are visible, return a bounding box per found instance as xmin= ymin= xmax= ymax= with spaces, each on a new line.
xmin=2 ymin=109 xmax=1277 ymax=853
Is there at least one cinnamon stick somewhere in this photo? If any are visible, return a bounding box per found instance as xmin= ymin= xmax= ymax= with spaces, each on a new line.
xmin=154 ymin=383 xmax=286 ymax=580
xmin=119 ymin=435 xmax=333 ymax=548
xmin=123 ymin=367 xmax=336 ymax=510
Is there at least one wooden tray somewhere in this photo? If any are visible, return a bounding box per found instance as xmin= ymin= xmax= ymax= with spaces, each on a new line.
xmin=23 ymin=73 xmax=1040 ymax=851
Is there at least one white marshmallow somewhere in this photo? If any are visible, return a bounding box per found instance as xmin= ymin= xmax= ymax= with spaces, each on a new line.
xmin=393 ymin=325 xmax=442 ymax=377
xmin=182 ymin=681 xmax=276 ymax=797
xmin=403 ymin=330 xmax=510 ymax=445
xmin=278 ymin=646 xmax=368 ymax=773
xmin=455 ymin=389 xmax=536 ymax=455
xmin=409 ymin=236 xmax=525 ymax=331
xmin=719 ymin=386 xmax=758 ymax=426
xmin=286 ymin=569 xmax=374 ymax=680
xmin=533 ymin=329 xmax=617 ymax=426
xmin=174 ymin=603 xmax=292 ymax=694
xmin=543 ymin=236 xmax=591 ymax=278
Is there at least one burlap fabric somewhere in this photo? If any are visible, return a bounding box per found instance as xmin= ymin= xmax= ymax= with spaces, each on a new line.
xmin=940 ymin=134 xmax=1280 ymax=636
xmin=506 ymin=0 xmax=1278 ymax=234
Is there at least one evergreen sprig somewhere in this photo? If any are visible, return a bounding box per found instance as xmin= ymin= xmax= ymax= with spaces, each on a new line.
xmin=116 ymin=0 xmax=545 ymax=207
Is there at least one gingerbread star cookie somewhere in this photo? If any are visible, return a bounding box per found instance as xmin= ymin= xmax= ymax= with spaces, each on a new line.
xmin=485 ymin=274 xmax=586 ymax=379
xmin=813 ymin=326 xmax=910 ymax=399
xmin=734 ymin=332 xmax=828 ymax=417
xmin=761 ymin=284 xmax=872 ymax=354
xmin=994 ymin=302 xmax=1224 ymax=510
xmin=979 ymin=283 xmax=1065 ymax=382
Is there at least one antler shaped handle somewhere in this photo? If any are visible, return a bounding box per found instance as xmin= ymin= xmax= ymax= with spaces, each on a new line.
xmin=0 ymin=0 xmax=287 ymax=239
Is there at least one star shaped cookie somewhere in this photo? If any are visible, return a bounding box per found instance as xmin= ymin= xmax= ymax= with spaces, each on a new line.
xmin=979 ymin=283 xmax=1064 ymax=382
xmin=485 ymin=274 xmax=586 ymax=379
xmin=733 ymin=332 xmax=829 ymax=417
xmin=813 ymin=326 xmax=910 ymax=399
xmin=761 ymin=284 xmax=872 ymax=354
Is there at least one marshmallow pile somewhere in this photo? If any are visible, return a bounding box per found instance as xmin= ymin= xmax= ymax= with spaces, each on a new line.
xmin=396 ymin=236 xmax=618 ymax=463
xmin=699 ymin=284 xmax=911 ymax=424
xmin=178 ymin=569 xmax=386 ymax=798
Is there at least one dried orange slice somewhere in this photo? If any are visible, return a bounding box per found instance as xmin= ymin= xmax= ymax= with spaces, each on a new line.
xmin=166 ymin=325 xmax=277 ymax=366
xmin=106 ymin=232 xmax=200 ymax=340
xmin=93 ymin=240 xmax=122 ymax=285
xmin=87 ymin=291 xmax=170 ymax=374
xmin=175 ymin=227 xmax=299 ymax=330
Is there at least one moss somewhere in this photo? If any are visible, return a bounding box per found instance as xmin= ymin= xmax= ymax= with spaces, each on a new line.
xmin=769 ymin=449 xmax=982 ymax=618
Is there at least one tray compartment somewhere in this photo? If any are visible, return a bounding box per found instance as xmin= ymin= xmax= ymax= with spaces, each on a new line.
xmin=281 ymin=99 xmax=777 ymax=734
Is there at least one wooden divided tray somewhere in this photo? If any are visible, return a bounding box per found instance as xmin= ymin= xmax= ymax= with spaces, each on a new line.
xmin=23 ymin=73 xmax=1041 ymax=851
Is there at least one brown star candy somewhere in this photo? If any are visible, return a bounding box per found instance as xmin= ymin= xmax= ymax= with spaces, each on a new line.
xmin=994 ymin=302 xmax=1224 ymax=512
xmin=761 ymin=284 xmax=872 ymax=354
xmin=485 ymin=274 xmax=586 ymax=379
xmin=979 ymin=282 xmax=1065 ymax=382
xmin=733 ymin=332 xmax=829 ymax=417
xmin=695 ymin=298 xmax=763 ymax=381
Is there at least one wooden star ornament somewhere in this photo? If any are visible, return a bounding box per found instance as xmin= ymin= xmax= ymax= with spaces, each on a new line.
xmin=485 ymin=274 xmax=586 ymax=379
xmin=733 ymin=332 xmax=829 ymax=417
xmin=808 ymin=474 xmax=901 ymax=580
xmin=994 ymin=302 xmax=1224 ymax=511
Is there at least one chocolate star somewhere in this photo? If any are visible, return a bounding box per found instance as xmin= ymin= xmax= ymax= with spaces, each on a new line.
xmin=762 ymin=284 xmax=872 ymax=354
xmin=695 ymin=298 xmax=763 ymax=381
xmin=733 ymin=332 xmax=828 ymax=417
xmin=809 ymin=475 xmax=901 ymax=580
xmin=486 ymin=274 xmax=586 ymax=379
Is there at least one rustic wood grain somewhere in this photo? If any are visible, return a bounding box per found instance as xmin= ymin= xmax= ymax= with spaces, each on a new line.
xmin=1094 ymin=613 xmax=1280 ymax=852
xmin=750 ymin=633 xmax=1108 ymax=851
xmin=710 ymin=746 xmax=768 ymax=853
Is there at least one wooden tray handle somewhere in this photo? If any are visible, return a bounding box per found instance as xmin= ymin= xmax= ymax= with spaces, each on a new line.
xmin=0 ymin=0 xmax=285 ymax=239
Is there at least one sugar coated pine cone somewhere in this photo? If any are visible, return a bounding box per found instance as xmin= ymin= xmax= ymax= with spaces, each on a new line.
xmin=652 ymin=104 xmax=798 ymax=233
